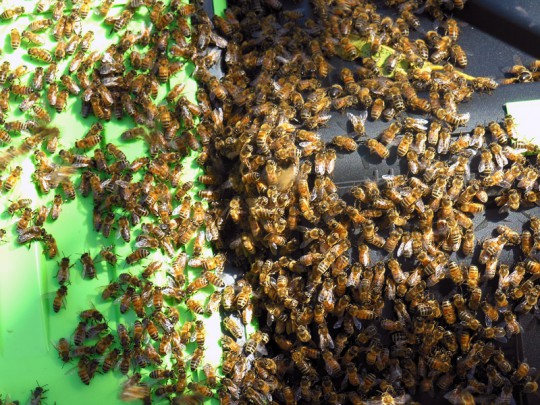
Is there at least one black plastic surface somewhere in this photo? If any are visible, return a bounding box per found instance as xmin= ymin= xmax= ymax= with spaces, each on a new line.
xmin=459 ymin=0 xmax=540 ymax=59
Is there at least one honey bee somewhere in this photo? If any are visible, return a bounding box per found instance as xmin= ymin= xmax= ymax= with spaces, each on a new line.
xmin=186 ymin=298 xmax=204 ymax=315
xmin=223 ymin=316 xmax=243 ymax=339
xmin=380 ymin=121 xmax=402 ymax=145
xmin=17 ymin=207 xmax=33 ymax=234
xmin=48 ymin=194 xmax=63 ymax=220
xmin=4 ymin=166 xmax=22 ymax=191
xmin=125 ymin=248 xmax=149 ymax=265
xmin=340 ymin=37 xmax=359 ymax=60
xmin=54 ymin=90 xmax=68 ymax=112
xmin=81 ymin=253 xmax=96 ymax=279
xmin=368 ymin=98 xmax=385 ymax=121
xmin=388 ymin=258 xmax=407 ymax=284
xmin=78 ymin=252 xmax=96 ymax=280
xmin=366 ymin=139 xmax=389 ymax=158
xmin=0 ymin=7 xmax=25 ymax=20
xmin=450 ymin=44 xmax=468 ymax=68
xmin=346 ymin=110 xmax=368 ymax=136
xmin=52 ymin=285 xmax=68 ymax=313
xmin=8 ymin=28 xmax=22 ymax=52
xmin=331 ymin=135 xmax=357 ymax=152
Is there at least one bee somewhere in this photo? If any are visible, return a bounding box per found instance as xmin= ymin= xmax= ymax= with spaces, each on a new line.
xmin=386 ymin=86 xmax=405 ymax=112
xmin=55 ymin=90 xmax=69 ymax=112
xmin=0 ymin=6 xmax=25 ymax=20
xmin=331 ymin=135 xmax=357 ymax=152
xmin=17 ymin=207 xmax=33 ymax=234
xmin=4 ymin=166 xmax=22 ymax=191
xmin=7 ymin=198 xmax=31 ymax=216
xmin=49 ymin=194 xmax=63 ymax=220
xmin=54 ymin=337 xmax=72 ymax=364
xmin=98 ymin=0 xmax=114 ymax=16
xmin=186 ymin=274 xmax=209 ymax=296
xmin=31 ymin=105 xmax=51 ymax=126
xmin=331 ymin=95 xmax=357 ymax=111
xmin=53 ymin=285 xmax=68 ymax=312
xmin=346 ymin=111 xmax=368 ymax=136
xmin=9 ymin=28 xmax=22 ymax=51
xmin=106 ymin=143 xmax=127 ymax=163
xmin=194 ymin=320 xmax=206 ymax=348
xmin=451 ymin=44 xmax=467 ymax=67
xmin=223 ymin=316 xmax=243 ymax=339
xmin=110 ymin=215 xmax=129 ymax=243
xmin=22 ymin=31 xmax=47 ymax=47
xmin=77 ymin=356 xmax=99 ymax=385
xmin=366 ymin=139 xmax=389 ymax=158
xmin=126 ymin=248 xmax=149 ymax=265
xmin=200 ymin=364 xmax=218 ymax=389
xmin=53 ymin=257 xmax=71 ymax=288
xmin=518 ymin=230 xmax=534 ymax=257
xmin=80 ymin=252 xmax=96 ymax=279
xmin=112 ymin=9 xmax=134 ymax=32
xmin=380 ymin=121 xmax=402 ymax=145
xmin=387 ymin=258 xmax=407 ymax=284
xmin=504 ymin=311 xmax=522 ymax=336
xmin=77 ymin=29 xmax=94 ymax=51
xmin=93 ymin=333 xmax=114 ymax=356
xmin=473 ymin=76 xmax=499 ymax=92
xmin=30 ymin=383 xmax=48 ymax=405
xmin=488 ymin=121 xmax=508 ymax=145
xmin=98 ymin=348 xmax=121 ymax=374
xmin=186 ymin=298 xmax=205 ymax=315
xmin=190 ymin=347 xmax=204 ymax=371
xmin=340 ymin=37 xmax=359 ymax=60
xmin=61 ymin=74 xmax=81 ymax=95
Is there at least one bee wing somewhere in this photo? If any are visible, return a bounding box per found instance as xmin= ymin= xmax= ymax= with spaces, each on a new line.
xmin=113 ymin=294 xmax=125 ymax=305
xmin=42 ymin=290 xmax=58 ymax=300
xmin=338 ymin=373 xmax=349 ymax=391
xmin=209 ymin=32 xmax=228 ymax=48
xmin=409 ymin=118 xmax=429 ymax=131
xmin=333 ymin=315 xmax=346 ymax=329
xmin=502 ymin=55 xmax=525 ymax=74
xmin=135 ymin=239 xmax=153 ymax=249
xmin=255 ymin=343 xmax=268 ymax=357
xmin=298 ymin=141 xmax=316 ymax=149
xmin=397 ymin=238 xmax=412 ymax=257
xmin=294 ymin=387 xmax=303 ymax=402
xmin=494 ymin=334 xmax=508 ymax=344
xmin=498 ymin=203 xmax=511 ymax=215
xmin=494 ymin=153 xmax=508 ymax=169
xmin=299 ymin=237 xmax=315 ymax=249
xmin=347 ymin=110 xmax=368 ymax=126
xmin=65 ymin=364 xmax=80 ymax=376
xmin=478 ymin=158 xmax=489 ymax=174
xmin=352 ymin=317 xmax=363 ymax=331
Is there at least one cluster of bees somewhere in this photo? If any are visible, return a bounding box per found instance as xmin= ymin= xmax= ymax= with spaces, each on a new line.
xmin=2 ymin=0 xmax=540 ymax=403
xmin=185 ymin=0 xmax=540 ymax=404
xmin=0 ymin=0 xmax=238 ymax=403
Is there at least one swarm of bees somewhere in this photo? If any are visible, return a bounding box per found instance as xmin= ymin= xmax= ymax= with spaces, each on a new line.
xmin=0 ymin=0 xmax=226 ymax=402
xmin=188 ymin=0 xmax=540 ymax=404
xmin=1 ymin=0 xmax=540 ymax=403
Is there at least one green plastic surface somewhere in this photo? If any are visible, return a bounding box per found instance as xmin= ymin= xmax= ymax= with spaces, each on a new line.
xmin=0 ymin=0 xmax=229 ymax=403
